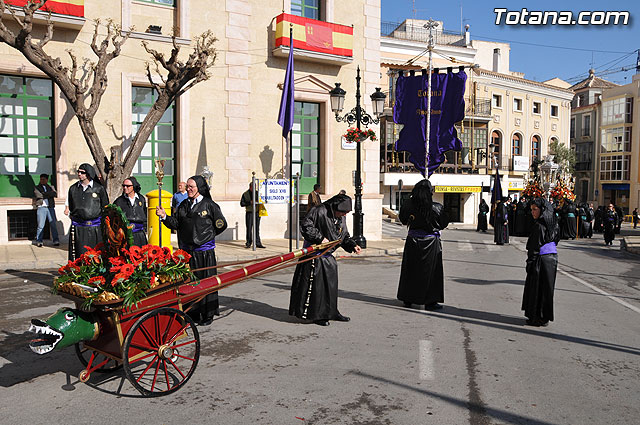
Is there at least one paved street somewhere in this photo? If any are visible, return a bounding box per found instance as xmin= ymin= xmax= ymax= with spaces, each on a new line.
xmin=1 ymin=228 xmax=639 ymax=424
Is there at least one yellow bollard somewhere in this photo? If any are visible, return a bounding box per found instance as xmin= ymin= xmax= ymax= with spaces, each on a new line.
xmin=146 ymin=189 xmax=173 ymax=252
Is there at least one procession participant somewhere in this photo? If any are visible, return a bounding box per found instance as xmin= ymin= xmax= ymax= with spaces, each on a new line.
xmin=64 ymin=163 xmax=109 ymax=260
xmin=494 ymin=197 xmax=509 ymax=245
xmin=614 ymin=206 xmax=624 ymax=234
xmin=603 ymin=203 xmax=618 ymax=246
xmin=560 ymin=199 xmax=577 ymax=240
xmin=633 ymin=207 xmax=639 ymax=229
xmin=514 ymin=197 xmax=529 ymax=236
xmin=240 ymin=182 xmax=265 ymax=248
xmin=156 ymin=176 xmax=228 ymax=326
xmin=113 ymin=177 xmax=147 ymax=247
xmin=507 ymin=197 xmax=516 ymax=236
xmin=33 ymin=173 xmax=60 ymax=247
xmin=476 ymin=198 xmax=489 ymax=232
xmin=289 ymin=193 xmax=361 ymax=326
xmin=522 ymin=198 xmax=560 ymax=327
xmin=577 ymin=202 xmax=592 ymax=239
xmin=586 ymin=203 xmax=595 ymax=238
xmin=594 ymin=206 xmax=604 ymax=233
xmin=397 ymin=179 xmax=450 ymax=310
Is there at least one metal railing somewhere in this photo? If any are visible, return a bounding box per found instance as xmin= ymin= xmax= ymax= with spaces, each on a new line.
xmin=381 ymin=21 xmax=466 ymax=46
xmin=466 ymin=98 xmax=491 ymax=117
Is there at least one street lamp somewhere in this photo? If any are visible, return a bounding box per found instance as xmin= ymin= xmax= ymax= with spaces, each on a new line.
xmin=329 ymin=66 xmax=386 ymax=249
xmin=540 ymin=155 xmax=559 ymax=199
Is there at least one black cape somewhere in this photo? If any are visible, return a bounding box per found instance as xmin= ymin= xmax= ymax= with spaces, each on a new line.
xmin=603 ymin=210 xmax=618 ymax=244
xmin=397 ymin=199 xmax=449 ymax=305
xmin=289 ymin=199 xmax=357 ymax=321
xmin=493 ymin=202 xmax=509 ymax=245
xmin=113 ymin=194 xmax=148 ymax=246
xmin=477 ymin=202 xmax=489 ymax=231
xmin=560 ymin=202 xmax=577 ymax=240
xmin=514 ymin=200 xmax=528 ymax=236
xmin=162 ymin=196 xmax=228 ymax=323
xmin=522 ymin=200 xmax=559 ymax=324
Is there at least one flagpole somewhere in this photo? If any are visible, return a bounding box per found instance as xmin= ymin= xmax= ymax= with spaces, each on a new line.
xmin=424 ymin=19 xmax=439 ymax=177
xmin=288 ymin=25 xmax=293 ymax=252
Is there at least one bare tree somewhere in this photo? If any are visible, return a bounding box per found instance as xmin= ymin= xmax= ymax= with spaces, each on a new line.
xmin=0 ymin=0 xmax=217 ymax=197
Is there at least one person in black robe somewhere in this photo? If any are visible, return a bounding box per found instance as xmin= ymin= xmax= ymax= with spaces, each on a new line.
xmin=514 ymin=197 xmax=528 ymax=237
xmin=113 ymin=176 xmax=148 ymax=247
xmin=586 ymin=203 xmax=595 ymax=238
xmin=64 ymin=163 xmax=109 ymax=260
xmin=156 ymin=175 xmax=228 ymax=325
xmin=476 ymin=198 xmax=488 ymax=232
xmin=289 ymin=194 xmax=361 ymax=326
xmin=614 ymin=206 xmax=623 ymax=234
xmin=522 ymin=197 xmax=559 ymax=327
xmin=560 ymin=200 xmax=577 ymax=240
xmin=493 ymin=198 xmax=509 ymax=245
xmin=603 ymin=203 xmax=618 ymax=246
xmin=507 ymin=197 xmax=516 ymax=236
xmin=397 ymin=179 xmax=449 ymax=310
xmin=594 ymin=206 xmax=604 ymax=233
xmin=577 ymin=203 xmax=592 ymax=239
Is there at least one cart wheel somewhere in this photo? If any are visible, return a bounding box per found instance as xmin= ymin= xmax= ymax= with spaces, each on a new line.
xmin=78 ymin=370 xmax=90 ymax=383
xmin=122 ymin=307 xmax=200 ymax=397
xmin=75 ymin=343 xmax=121 ymax=372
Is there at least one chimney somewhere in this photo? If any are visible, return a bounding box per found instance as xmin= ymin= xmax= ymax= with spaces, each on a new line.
xmin=464 ymin=24 xmax=470 ymax=47
xmin=493 ymin=48 xmax=501 ymax=72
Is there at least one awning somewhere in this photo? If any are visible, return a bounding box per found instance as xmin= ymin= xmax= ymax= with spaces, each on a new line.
xmin=602 ymin=183 xmax=629 ymax=191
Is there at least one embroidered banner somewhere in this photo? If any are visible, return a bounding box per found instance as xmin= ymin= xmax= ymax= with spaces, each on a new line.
xmin=275 ymin=13 xmax=352 ymax=57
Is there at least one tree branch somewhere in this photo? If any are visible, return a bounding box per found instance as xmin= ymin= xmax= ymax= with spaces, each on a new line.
xmin=37 ymin=11 xmax=53 ymax=48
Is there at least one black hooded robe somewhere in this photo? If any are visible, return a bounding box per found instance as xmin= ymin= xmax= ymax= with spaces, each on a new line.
xmin=67 ymin=163 xmax=108 ymax=260
xmin=493 ymin=202 xmax=509 ymax=245
xmin=289 ymin=195 xmax=357 ymax=322
xmin=477 ymin=201 xmax=488 ymax=232
xmin=397 ymin=199 xmax=449 ymax=306
xmin=113 ymin=177 xmax=148 ymax=247
xmin=560 ymin=202 xmax=577 ymax=240
xmin=514 ymin=200 xmax=528 ymax=236
xmin=161 ymin=176 xmax=228 ymax=324
xmin=603 ymin=210 xmax=618 ymax=245
xmin=522 ymin=199 xmax=559 ymax=325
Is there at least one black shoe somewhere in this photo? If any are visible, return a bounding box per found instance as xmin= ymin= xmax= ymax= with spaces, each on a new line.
xmin=36 ymin=242 xmax=43 ymax=247
xmin=425 ymin=303 xmax=443 ymax=311
xmin=525 ymin=318 xmax=541 ymax=326
xmin=53 ymin=241 xmax=60 ymax=246
xmin=334 ymin=313 xmax=350 ymax=322
xmin=198 ymin=317 xmax=214 ymax=326
xmin=403 ymin=301 xmax=412 ymax=308
xmin=256 ymin=244 xmax=266 ymax=248
xmin=314 ymin=320 xmax=330 ymax=326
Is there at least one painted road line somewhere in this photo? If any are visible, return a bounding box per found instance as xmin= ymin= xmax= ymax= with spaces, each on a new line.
xmin=419 ymin=340 xmax=434 ymax=380
xmin=482 ymin=239 xmax=501 ymax=251
xmin=558 ymin=269 xmax=640 ymax=315
xmin=458 ymin=240 xmax=473 ymax=251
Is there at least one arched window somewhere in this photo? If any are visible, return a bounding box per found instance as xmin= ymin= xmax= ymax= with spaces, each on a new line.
xmin=531 ymin=135 xmax=541 ymax=160
xmin=491 ymin=130 xmax=501 ymax=167
xmin=512 ymin=133 xmax=521 ymax=156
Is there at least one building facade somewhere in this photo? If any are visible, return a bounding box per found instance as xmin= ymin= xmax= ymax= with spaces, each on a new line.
xmin=0 ymin=0 xmax=383 ymax=244
xmin=378 ymin=20 xmax=573 ymax=224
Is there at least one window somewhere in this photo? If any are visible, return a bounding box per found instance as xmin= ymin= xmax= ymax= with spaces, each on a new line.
xmin=512 ymin=133 xmax=521 ymax=156
xmin=533 ymin=102 xmax=541 ymax=114
xmin=531 ymin=135 xmax=541 ymax=160
xmin=602 ymin=97 xmax=633 ymax=125
xmin=550 ymin=105 xmax=559 ymax=117
xmin=137 ymin=0 xmax=175 ymax=6
xmin=492 ymin=94 xmax=502 ymax=108
xmin=513 ymin=98 xmax=522 ymax=112
xmin=575 ymin=143 xmax=593 ymax=170
xmin=0 ymin=75 xmax=54 ymax=197
xmin=291 ymin=0 xmax=320 ymax=20
xmin=600 ymin=154 xmax=630 ymax=181
xmin=457 ymin=127 xmax=487 ymax=166
xmin=490 ymin=130 xmax=501 ymax=167
xmin=601 ymin=127 xmax=631 ymax=153
xmin=131 ymin=87 xmax=176 ymax=195
xmin=582 ymin=114 xmax=591 ymax=137
xmin=570 ymin=117 xmax=576 ymax=138
xmin=293 ymin=101 xmax=320 ymax=193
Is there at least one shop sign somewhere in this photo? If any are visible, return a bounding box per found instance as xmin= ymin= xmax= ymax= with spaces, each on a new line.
xmin=434 ymin=186 xmax=481 ymax=193
xmin=512 ymin=155 xmax=530 ymax=172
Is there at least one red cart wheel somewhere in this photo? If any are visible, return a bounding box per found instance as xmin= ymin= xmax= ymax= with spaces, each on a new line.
xmin=122 ymin=307 xmax=200 ymax=397
xmin=75 ymin=343 xmax=121 ymax=372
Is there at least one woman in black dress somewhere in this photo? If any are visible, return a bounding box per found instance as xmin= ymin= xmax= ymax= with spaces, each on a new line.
xmin=477 ymin=198 xmax=489 ymax=232
xmin=603 ymin=203 xmax=618 ymax=246
xmin=113 ymin=176 xmax=147 ymax=246
xmin=522 ymin=198 xmax=559 ymax=327
xmin=397 ymin=179 xmax=449 ymax=310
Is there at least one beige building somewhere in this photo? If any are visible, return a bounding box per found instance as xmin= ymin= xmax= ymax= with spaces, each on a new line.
xmin=0 ymin=0 xmax=383 ymax=244
xmin=597 ymin=74 xmax=640 ymax=214
xmin=379 ymin=20 xmax=573 ymax=224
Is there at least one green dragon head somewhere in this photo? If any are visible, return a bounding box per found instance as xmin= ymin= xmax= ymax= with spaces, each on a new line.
xmin=28 ymin=308 xmax=99 ymax=355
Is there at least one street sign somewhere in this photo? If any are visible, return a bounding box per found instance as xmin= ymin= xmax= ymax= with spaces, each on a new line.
xmin=259 ymin=179 xmax=290 ymax=204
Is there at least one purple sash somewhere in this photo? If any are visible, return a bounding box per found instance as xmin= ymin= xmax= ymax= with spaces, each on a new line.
xmin=72 ymin=218 xmax=101 ymax=227
xmin=193 ymin=240 xmax=216 ymax=252
xmin=408 ymin=229 xmax=440 ymax=238
xmin=539 ymin=242 xmax=557 ymax=255
xmin=131 ymin=222 xmax=144 ymax=233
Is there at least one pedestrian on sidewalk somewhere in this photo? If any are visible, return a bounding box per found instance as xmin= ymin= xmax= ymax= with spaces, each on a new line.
xmin=113 ymin=176 xmax=147 ymax=246
xmin=633 ymin=208 xmax=639 ymax=229
xmin=289 ymin=193 xmax=361 ymax=326
xmin=64 ymin=163 xmax=108 ymax=260
xmin=307 ymin=183 xmax=322 ymax=213
xmin=603 ymin=203 xmax=618 ymax=246
xmin=522 ymin=198 xmax=559 ymax=327
xmin=240 ymin=182 xmax=265 ymax=248
xmin=172 ymin=181 xmax=187 ymax=215
xmin=33 ymin=173 xmax=60 ymax=247
xmin=397 ymin=179 xmax=449 ymax=311
xmin=476 ymin=198 xmax=488 ymax=232
xmin=156 ymin=176 xmax=227 ymax=326
xmin=493 ymin=197 xmax=509 ymax=245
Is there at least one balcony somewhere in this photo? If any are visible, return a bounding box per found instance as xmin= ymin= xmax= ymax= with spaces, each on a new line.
xmin=381 ymin=21 xmax=466 ymax=46
xmin=273 ymin=13 xmax=353 ymax=66
xmin=4 ymin=0 xmax=85 ymax=29
xmin=465 ymin=98 xmax=491 ymax=119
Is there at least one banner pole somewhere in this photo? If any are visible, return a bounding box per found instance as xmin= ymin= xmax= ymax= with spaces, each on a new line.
xmin=424 ymin=19 xmax=439 ymax=177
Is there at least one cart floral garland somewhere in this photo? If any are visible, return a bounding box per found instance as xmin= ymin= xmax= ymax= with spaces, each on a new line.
xmin=343 ymin=127 xmax=377 ymax=142
xmin=53 ymin=205 xmax=195 ymax=308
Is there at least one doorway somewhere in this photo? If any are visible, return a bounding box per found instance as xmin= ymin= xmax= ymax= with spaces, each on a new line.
xmin=444 ymin=193 xmax=461 ymax=222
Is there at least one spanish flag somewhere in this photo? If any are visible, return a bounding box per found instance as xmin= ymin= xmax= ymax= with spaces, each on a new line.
xmin=275 ymin=13 xmax=352 ymax=57
xmin=6 ymin=0 xmax=84 ymax=18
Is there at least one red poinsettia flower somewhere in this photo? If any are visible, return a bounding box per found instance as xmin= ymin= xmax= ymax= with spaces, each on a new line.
xmin=172 ymin=249 xmax=191 ymax=263
xmin=88 ymin=276 xmax=106 ymax=287
xmin=109 ymin=256 xmax=127 ymax=267
xmin=146 ymin=245 xmax=164 ymax=261
xmin=128 ymin=245 xmax=143 ymax=261
xmin=120 ymin=263 xmax=135 ymax=276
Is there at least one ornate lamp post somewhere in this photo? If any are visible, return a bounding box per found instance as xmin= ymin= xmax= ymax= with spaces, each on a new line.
xmin=329 ymin=67 xmax=386 ymax=248
xmin=540 ymin=155 xmax=559 ymax=200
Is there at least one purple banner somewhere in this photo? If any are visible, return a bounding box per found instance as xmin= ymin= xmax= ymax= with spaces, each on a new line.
xmin=394 ymin=71 xmax=467 ymax=176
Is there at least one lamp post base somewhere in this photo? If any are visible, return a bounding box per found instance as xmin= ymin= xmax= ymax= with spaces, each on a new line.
xmin=353 ymin=234 xmax=366 ymax=249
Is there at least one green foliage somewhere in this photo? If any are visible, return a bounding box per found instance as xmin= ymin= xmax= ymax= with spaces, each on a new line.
xmin=549 ymin=140 xmax=576 ymax=175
